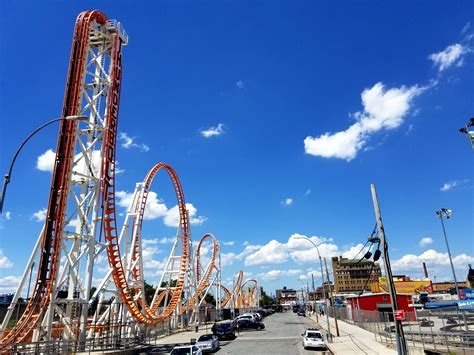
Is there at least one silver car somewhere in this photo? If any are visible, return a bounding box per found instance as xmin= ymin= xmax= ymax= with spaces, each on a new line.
xmin=196 ymin=334 xmax=220 ymax=353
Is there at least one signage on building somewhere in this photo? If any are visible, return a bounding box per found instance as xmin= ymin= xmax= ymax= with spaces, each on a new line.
xmin=371 ymin=277 xmax=433 ymax=294
xmin=459 ymin=288 xmax=474 ymax=300
xmin=394 ymin=310 xmax=405 ymax=320
xmin=458 ymin=299 xmax=474 ymax=310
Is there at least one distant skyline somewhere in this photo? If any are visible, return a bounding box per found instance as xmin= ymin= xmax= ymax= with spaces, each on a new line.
xmin=0 ymin=1 xmax=473 ymax=296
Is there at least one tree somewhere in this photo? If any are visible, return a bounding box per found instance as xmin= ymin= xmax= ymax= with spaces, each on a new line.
xmin=259 ymin=288 xmax=275 ymax=307
xmin=204 ymin=293 xmax=216 ymax=306
xmin=144 ymin=280 xmax=157 ymax=305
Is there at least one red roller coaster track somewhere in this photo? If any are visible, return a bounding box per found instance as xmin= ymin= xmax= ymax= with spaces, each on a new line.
xmin=0 ymin=10 xmax=115 ymax=348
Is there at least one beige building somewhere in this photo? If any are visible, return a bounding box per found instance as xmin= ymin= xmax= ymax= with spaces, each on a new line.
xmin=331 ymin=256 xmax=381 ymax=293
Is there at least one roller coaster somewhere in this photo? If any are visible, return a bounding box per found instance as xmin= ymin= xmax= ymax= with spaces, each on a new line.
xmin=0 ymin=10 xmax=258 ymax=352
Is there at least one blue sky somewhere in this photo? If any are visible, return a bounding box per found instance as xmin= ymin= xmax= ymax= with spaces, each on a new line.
xmin=0 ymin=1 xmax=473 ymax=297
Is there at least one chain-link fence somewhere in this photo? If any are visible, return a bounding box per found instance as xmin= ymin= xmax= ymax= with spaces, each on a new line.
xmin=327 ymin=305 xmax=474 ymax=352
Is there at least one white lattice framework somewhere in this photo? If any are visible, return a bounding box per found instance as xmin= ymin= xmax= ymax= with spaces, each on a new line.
xmin=0 ymin=18 xmax=128 ymax=345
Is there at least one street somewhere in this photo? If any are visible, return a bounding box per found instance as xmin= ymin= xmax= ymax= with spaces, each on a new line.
xmin=218 ymin=311 xmax=330 ymax=354
xmin=144 ymin=311 xmax=331 ymax=354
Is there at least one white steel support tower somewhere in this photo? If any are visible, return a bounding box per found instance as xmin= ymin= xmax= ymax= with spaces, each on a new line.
xmin=0 ymin=15 xmax=128 ymax=348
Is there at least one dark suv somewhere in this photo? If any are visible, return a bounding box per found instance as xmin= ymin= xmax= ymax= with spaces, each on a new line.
xmin=211 ymin=321 xmax=236 ymax=340
xmin=234 ymin=318 xmax=265 ymax=330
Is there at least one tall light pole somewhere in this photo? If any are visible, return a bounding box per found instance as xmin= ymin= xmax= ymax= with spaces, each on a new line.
xmin=435 ymin=208 xmax=460 ymax=298
xmin=294 ymin=235 xmax=332 ymax=342
xmin=0 ymin=115 xmax=87 ymax=213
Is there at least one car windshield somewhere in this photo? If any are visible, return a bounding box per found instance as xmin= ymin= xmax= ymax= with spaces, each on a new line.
xmin=307 ymin=332 xmax=322 ymax=339
xmin=170 ymin=348 xmax=192 ymax=355
xmin=218 ymin=323 xmax=231 ymax=330
xmin=198 ymin=335 xmax=213 ymax=341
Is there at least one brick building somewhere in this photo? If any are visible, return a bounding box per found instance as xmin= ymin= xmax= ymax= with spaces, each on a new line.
xmin=331 ymin=256 xmax=381 ymax=293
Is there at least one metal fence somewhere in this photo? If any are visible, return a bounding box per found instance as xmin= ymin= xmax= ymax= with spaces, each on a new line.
xmin=328 ymin=305 xmax=474 ymax=352
xmin=5 ymin=306 xmax=257 ymax=354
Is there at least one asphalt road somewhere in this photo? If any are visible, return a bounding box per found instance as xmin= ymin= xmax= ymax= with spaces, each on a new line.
xmin=214 ymin=311 xmax=331 ymax=355
xmin=143 ymin=311 xmax=331 ymax=354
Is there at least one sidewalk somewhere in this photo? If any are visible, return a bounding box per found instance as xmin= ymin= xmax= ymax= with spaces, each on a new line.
xmin=309 ymin=313 xmax=397 ymax=354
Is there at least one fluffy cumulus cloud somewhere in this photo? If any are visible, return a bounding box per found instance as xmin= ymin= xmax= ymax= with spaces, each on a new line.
xmin=223 ymin=241 xmax=235 ymax=246
xmin=281 ymin=198 xmax=293 ymax=207
xmin=419 ymin=237 xmax=433 ymax=247
xmin=440 ymin=179 xmax=470 ymax=192
xmin=244 ymin=233 xmax=367 ymax=267
xmin=0 ymin=250 xmax=13 ymax=269
xmin=32 ymin=208 xmax=47 ymax=222
xmin=392 ymin=249 xmax=474 ymax=273
xmin=36 ymin=149 xmax=117 ymax=177
xmin=200 ymin=123 xmax=225 ymax=138
xmin=258 ymin=269 xmax=301 ymax=281
xmin=36 ymin=149 xmax=55 ymax=172
xmin=0 ymin=275 xmax=21 ymax=294
xmin=5 ymin=211 xmax=11 ymax=220
xmin=116 ymin=190 xmax=206 ymax=227
xmin=429 ymin=43 xmax=467 ymax=72
xmin=245 ymin=240 xmax=288 ymax=266
xmin=164 ymin=203 xmax=207 ymax=227
xmin=304 ymin=82 xmax=425 ymax=161
xmin=119 ymin=132 xmax=150 ymax=152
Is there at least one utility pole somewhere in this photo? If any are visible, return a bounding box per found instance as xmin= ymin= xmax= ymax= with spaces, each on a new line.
xmin=371 ymin=184 xmax=408 ymax=355
xmin=312 ymin=273 xmax=318 ymax=322
xmin=324 ymin=257 xmax=339 ymax=337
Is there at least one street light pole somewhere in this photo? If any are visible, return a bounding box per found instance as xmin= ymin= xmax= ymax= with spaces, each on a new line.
xmin=294 ymin=235 xmax=332 ymax=342
xmin=436 ymin=208 xmax=460 ymax=298
xmin=0 ymin=115 xmax=87 ymax=213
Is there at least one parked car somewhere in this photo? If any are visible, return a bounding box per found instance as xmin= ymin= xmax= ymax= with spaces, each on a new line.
xmin=170 ymin=345 xmax=202 ymax=355
xmin=302 ymin=328 xmax=326 ymax=350
xmin=195 ymin=334 xmax=219 ymax=353
xmin=234 ymin=313 xmax=260 ymax=322
xmin=419 ymin=318 xmax=434 ymax=327
xmin=234 ymin=318 xmax=265 ymax=331
xmin=211 ymin=321 xmax=236 ymax=340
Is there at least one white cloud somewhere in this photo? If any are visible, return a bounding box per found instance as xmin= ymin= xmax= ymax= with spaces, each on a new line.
xmin=36 ymin=149 xmax=55 ymax=172
xmin=5 ymin=212 xmax=11 ymax=220
xmin=243 ymin=233 xmax=365 ymax=267
xmin=221 ymin=252 xmax=239 ymax=267
xmin=119 ymin=132 xmax=150 ymax=152
xmin=304 ymin=82 xmax=424 ymax=161
xmin=281 ymin=198 xmax=293 ymax=207
xmin=37 ymin=149 xmax=108 ymax=178
xmin=159 ymin=237 xmax=176 ymax=244
xmin=223 ymin=241 xmax=235 ymax=246
xmin=200 ymin=123 xmax=225 ymax=138
xmin=245 ymin=240 xmax=288 ymax=266
xmin=0 ymin=275 xmax=21 ymax=294
xmin=116 ymin=190 xmax=168 ymax=220
xmin=440 ymin=179 xmax=469 ymax=192
xmin=0 ymin=250 xmax=13 ymax=268
xmin=392 ymin=249 xmax=474 ymax=274
xmin=236 ymin=80 xmax=246 ymax=89
xmin=258 ymin=269 xmax=301 ymax=281
xmin=305 ymin=189 xmax=312 ymax=197
xmin=116 ymin=191 xmax=206 ymax=227
xmin=419 ymin=237 xmax=433 ymax=247
xmin=163 ymin=203 xmax=207 ymax=227
xmin=429 ymin=43 xmax=466 ymax=72
xmin=32 ymin=208 xmax=47 ymax=222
